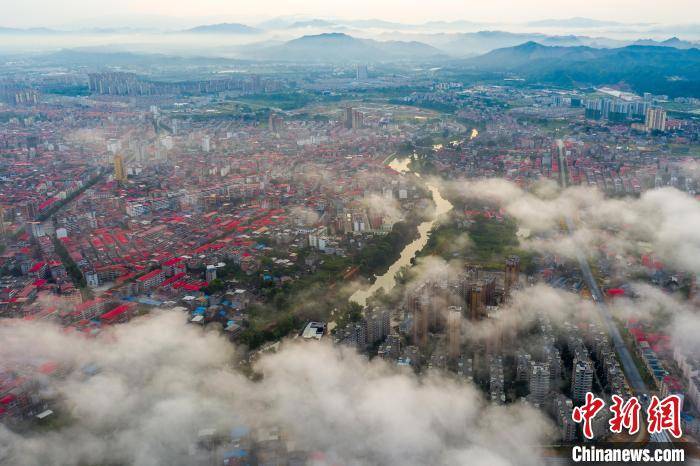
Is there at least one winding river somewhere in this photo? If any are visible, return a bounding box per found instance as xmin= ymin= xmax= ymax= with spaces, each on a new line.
xmin=349 ymin=157 xmax=454 ymax=306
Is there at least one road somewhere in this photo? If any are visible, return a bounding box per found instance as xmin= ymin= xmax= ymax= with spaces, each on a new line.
xmin=555 ymin=140 xmax=670 ymax=444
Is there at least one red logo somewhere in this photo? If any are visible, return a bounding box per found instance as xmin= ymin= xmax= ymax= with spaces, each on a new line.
xmin=571 ymin=393 xmax=683 ymax=439
xmin=609 ymin=394 xmax=641 ymax=435
xmin=647 ymin=395 xmax=682 ymax=438
xmin=572 ymin=392 xmax=605 ymax=440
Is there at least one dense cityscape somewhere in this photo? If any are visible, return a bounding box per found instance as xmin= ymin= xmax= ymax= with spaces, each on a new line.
xmin=1 ymin=4 xmax=700 ymax=465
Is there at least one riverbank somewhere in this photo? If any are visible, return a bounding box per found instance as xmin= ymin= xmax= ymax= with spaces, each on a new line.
xmin=349 ymin=157 xmax=455 ymax=306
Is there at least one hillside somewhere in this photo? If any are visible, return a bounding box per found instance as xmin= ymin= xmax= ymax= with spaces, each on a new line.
xmin=467 ymin=42 xmax=700 ymax=97
xmin=255 ymin=33 xmax=443 ymax=62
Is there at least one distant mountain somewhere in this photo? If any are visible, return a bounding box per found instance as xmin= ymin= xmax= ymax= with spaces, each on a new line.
xmin=437 ymin=31 xmax=626 ymax=56
xmin=285 ymin=19 xmax=338 ymax=29
xmin=284 ymin=18 xmax=419 ymax=31
xmin=254 ymin=33 xmax=444 ymax=62
xmin=341 ymin=19 xmax=413 ymax=30
xmin=467 ymin=42 xmax=700 ymax=97
xmin=631 ymin=37 xmax=699 ymax=49
xmin=526 ymin=17 xmax=622 ymax=28
xmin=422 ymin=20 xmax=486 ymax=31
xmin=182 ymin=23 xmax=260 ymax=34
xmin=258 ymin=17 xmax=486 ymax=32
xmin=0 ymin=26 xmax=59 ymax=34
xmin=77 ymin=27 xmax=155 ymax=34
xmin=256 ymin=16 xmax=306 ymax=29
xmin=445 ymin=31 xmax=543 ymax=54
xmin=0 ymin=25 xmax=160 ymax=35
xmin=38 ymin=49 xmax=175 ymax=66
xmin=36 ymin=49 xmax=248 ymax=67
xmin=468 ymin=41 xmax=598 ymax=69
xmin=649 ymin=24 xmax=700 ymax=37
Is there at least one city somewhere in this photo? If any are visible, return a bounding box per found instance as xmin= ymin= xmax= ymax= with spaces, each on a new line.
xmin=1 ymin=2 xmax=700 ymax=465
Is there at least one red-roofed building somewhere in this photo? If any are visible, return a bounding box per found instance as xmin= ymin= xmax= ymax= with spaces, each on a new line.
xmin=37 ymin=197 xmax=58 ymax=211
xmin=73 ymin=298 xmax=106 ymax=321
xmin=160 ymin=272 xmax=186 ymax=288
xmin=28 ymin=261 xmax=47 ymax=278
xmin=100 ymin=303 xmax=136 ymax=324
xmin=182 ymin=283 xmax=206 ymax=292
xmin=136 ymin=269 xmax=165 ymax=292
xmin=162 ymin=257 xmax=186 ymax=276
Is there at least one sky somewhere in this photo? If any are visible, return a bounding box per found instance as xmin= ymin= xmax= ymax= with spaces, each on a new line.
xmin=2 ymin=0 xmax=698 ymax=28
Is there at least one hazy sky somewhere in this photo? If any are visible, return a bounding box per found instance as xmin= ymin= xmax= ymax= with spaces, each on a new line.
xmin=3 ymin=0 xmax=698 ymax=28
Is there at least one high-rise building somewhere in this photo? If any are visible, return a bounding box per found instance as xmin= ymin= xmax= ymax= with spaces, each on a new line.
xmin=0 ymin=84 xmax=39 ymax=105
xmin=545 ymin=346 xmax=562 ymax=384
xmin=645 ymin=107 xmax=667 ymax=132
xmin=490 ymin=356 xmax=505 ymax=405
xmin=269 ymin=112 xmax=284 ymax=133
xmin=352 ymin=109 xmax=364 ymax=129
xmin=479 ymin=277 xmax=498 ymax=306
xmin=411 ymin=298 xmax=429 ymax=348
xmin=447 ymin=307 xmax=462 ymax=359
xmin=457 ymin=355 xmax=473 ymax=381
xmin=468 ymin=286 xmax=483 ymax=320
xmin=335 ymin=322 xmax=366 ymax=350
xmin=344 ymin=106 xmax=354 ymax=129
xmin=529 ymin=362 xmax=550 ymax=407
xmin=344 ymin=106 xmax=364 ymax=129
xmin=113 ymin=154 xmax=127 ymax=183
xmin=356 ymin=64 xmax=368 ymax=80
xmin=609 ymin=100 xmax=628 ymax=122
xmin=584 ymin=99 xmax=603 ymax=120
xmin=251 ymin=75 xmax=262 ymax=93
xmin=601 ymin=98 xmax=612 ymax=119
xmin=0 ymin=205 xmax=5 ymax=237
xmin=202 ymin=136 xmax=211 ymax=153
xmin=516 ymin=351 xmax=532 ymax=382
xmin=505 ymin=255 xmax=520 ymax=297
xmin=571 ymin=358 xmax=594 ymax=405
xmin=553 ymin=395 xmax=577 ymax=442
xmin=366 ymin=307 xmax=391 ymax=344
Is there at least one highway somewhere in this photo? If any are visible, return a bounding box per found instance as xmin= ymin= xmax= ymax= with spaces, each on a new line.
xmin=555 ymin=140 xmax=671 ymax=444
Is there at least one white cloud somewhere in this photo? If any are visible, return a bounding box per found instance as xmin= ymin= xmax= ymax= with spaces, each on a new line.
xmin=447 ymin=178 xmax=700 ymax=275
xmin=0 ymin=311 xmax=552 ymax=466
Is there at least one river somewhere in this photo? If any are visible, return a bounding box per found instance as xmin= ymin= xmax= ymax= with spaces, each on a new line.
xmin=349 ymin=157 xmax=455 ymax=306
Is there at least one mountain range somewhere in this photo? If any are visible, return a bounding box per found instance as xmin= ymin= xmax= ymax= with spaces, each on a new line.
xmin=631 ymin=37 xmax=698 ymax=49
xmin=4 ymin=23 xmax=696 ymax=60
xmin=467 ymin=41 xmax=700 ymax=97
xmin=250 ymin=32 xmax=445 ymax=62
xmin=180 ymin=23 xmax=261 ymax=34
xmin=10 ymin=30 xmax=699 ymax=98
xmin=239 ymin=31 xmax=698 ymax=62
xmin=525 ymin=17 xmax=624 ymax=28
